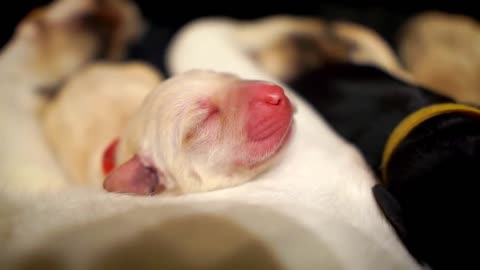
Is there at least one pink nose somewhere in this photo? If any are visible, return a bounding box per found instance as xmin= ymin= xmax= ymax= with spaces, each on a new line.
xmin=248 ymin=82 xmax=287 ymax=106
xmin=244 ymin=82 xmax=293 ymax=142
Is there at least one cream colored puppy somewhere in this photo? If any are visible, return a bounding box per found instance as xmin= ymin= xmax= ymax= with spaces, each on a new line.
xmin=41 ymin=62 xmax=162 ymax=188
xmin=42 ymin=67 xmax=294 ymax=196
xmin=398 ymin=11 xmax=480 ymax=104
xmin=332 ymin=21 xmax=413 ymax=82
xmin=0 ymin=0 xmax=145 ymax=194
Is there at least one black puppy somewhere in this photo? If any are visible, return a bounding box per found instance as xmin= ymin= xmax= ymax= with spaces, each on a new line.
xmin=288 ymin=63 xmax=480 ymax=270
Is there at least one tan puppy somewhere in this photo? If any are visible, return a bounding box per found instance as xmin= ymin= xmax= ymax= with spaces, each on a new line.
xmin=41 ymin=62 xmax=162 ymax=188
xmin=242 ymin=15 xmax=412 ymax=83
xmin=0 ymin=0 xmax=145 ymax=194
xmin=42 ymin=69 xmax=294 ymax=196
xmin=398 ymin=11 xmax=480 ymax=104
xmin=332 ymin=21 xmax=413 ymax=81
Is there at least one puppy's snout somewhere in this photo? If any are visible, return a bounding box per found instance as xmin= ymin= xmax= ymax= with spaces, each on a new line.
xmin=243 ymin=82 xmax=293 ymax=142
xmin=247 ymin=82 xmax=291 ymax=114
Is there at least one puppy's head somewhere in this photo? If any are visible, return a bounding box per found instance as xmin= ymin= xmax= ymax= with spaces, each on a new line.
xmin=104 ymin=70 xmax=295 ymax=196
xmin=12 ymin=0 xmax=144 ymax=86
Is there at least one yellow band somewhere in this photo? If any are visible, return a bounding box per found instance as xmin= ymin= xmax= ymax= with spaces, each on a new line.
xmin=381 ymin=103 xmax=480 ymax=182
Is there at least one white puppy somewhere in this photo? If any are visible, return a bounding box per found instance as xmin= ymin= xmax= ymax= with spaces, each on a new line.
xmin=42 ymin=66 xmax=293 ymax=196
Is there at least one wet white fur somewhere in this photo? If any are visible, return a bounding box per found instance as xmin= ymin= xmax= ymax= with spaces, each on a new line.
xmin=116 ymin=70 xmax=292 ymax=194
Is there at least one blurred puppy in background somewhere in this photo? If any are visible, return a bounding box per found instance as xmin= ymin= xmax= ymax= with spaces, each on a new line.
xmin=0 ymin=0 xmax=145 ymax=194
xmin=40 ymin=61 xmax=162 ymax=188
xmin=247 ymin=15 xmax=413 ymax=83
xmin=397 ymin=11 xmax=480 ymax=105
xmin=7 ymin=0 xmax=145 ymax=91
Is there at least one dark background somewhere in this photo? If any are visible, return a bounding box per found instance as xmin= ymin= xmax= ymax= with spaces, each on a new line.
xmin=3 ymin=1 xmax=479 ymax=51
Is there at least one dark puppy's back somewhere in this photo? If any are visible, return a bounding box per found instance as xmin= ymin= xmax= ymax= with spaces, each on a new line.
xmin=288 ymin=63 xmax=450 ymax=171
xmin=384 ymin=112 xmax=480 ymax=269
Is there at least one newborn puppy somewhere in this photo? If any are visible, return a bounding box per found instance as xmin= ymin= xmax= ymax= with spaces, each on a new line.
xmin=43 ymin=69 xmax=294 ymax=196
xmin=41 ymin=62 xmax=162 ymax=188
xmin=246 ymin=15 xmax=412 ymax=83
xmin=288 ymin=63 xmax=479 ymax=269
xmin=0 ymin=0 xmax=145 ymax=194
xmin=398 ymin=11 xmax=480 ymax=104
xmin=108 ymin=70 xmax=294 ymax=195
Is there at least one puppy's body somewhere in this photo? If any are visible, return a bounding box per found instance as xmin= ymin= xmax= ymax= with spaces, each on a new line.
xmin=41 ymin=62 xmax=162 ymax=187
xmin=398 ymin=11 xmax=480 ymax=104
xmin=0 ymin=0 xmax=144 ymax=193
xmin=381 ymin=107 xmax=480 ymax=270
xmin=331 ymin=22 xmax=412 ymax=82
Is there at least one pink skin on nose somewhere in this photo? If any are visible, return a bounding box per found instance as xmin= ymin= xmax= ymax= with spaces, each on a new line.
xmin=244 ymin=82 xmax=293 ymax=156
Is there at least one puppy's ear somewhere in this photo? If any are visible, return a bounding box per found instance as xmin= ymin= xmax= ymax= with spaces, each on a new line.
xmin=103 ymin=155 xmax=165 ymax=196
